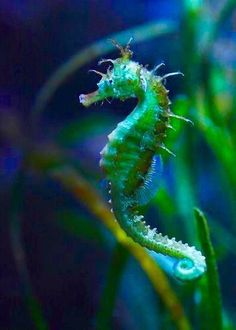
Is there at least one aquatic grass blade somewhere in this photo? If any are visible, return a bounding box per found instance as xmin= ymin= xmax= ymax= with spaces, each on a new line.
xmin=194 ymin=208 xmax=222 ymax=330
xmin=96 ymin=243 xmax=129 ymax=330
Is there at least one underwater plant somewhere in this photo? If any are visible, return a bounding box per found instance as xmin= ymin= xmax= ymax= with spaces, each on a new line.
xmin=79 ymin=40 xmax=206 ymax=281
xmin=4 ymin=0 xmax=236 ymax=327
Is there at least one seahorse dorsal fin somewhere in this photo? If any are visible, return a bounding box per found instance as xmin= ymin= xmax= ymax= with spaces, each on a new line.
xmin=134 ymin=155 xmax=163 ymax=205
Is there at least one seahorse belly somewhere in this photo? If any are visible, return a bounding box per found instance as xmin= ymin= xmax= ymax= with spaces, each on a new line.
xmin=100 ymin=107 xmax=158 ymax=194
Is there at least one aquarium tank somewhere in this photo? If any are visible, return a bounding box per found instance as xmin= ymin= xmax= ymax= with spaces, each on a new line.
xmin=1 ymin=0 xmax=236 ymax=329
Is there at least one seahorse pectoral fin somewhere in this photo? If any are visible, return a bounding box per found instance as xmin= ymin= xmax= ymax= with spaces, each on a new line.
xmin=134 ymin=155 xmax=163 ymax=205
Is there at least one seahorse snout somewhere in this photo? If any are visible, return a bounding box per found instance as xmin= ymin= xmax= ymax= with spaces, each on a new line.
xmin=79 ymin=90 xmax=100 ymax=107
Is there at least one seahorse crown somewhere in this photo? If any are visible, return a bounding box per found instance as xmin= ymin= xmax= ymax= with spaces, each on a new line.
xmin=80 ymin=39 xmax=174 ymax=107
xmin=79 ymin=40 xmax=206 ymax=281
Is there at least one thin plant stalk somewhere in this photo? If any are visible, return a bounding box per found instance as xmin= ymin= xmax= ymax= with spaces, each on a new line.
xmin=96 ymin=243 xmax=129 ymax=330
xmin=10 ymin=172 xmax=49 ymax=330
xmin=194 ymin=208 xmax=222 ymax=330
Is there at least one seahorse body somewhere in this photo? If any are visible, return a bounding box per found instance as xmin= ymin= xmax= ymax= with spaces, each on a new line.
xmin=79 ymin=41 xmax=206 ymax=281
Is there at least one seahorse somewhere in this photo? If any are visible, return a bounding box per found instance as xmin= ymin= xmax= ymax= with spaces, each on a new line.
xmin=79 ymin=40 xmax=206 ymax=281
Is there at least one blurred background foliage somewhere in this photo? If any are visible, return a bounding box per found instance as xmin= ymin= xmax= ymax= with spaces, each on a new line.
xmin=1 ymin=0 xmax=236 ymax=329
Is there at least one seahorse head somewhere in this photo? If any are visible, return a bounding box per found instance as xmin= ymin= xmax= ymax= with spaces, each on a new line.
xmin=79 ymin=39 xmax=145 ymax=107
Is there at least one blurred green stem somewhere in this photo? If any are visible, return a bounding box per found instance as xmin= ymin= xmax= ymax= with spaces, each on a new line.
xmin=195 ymin=208 xmax=222 ymax=330
xmin=10 ymin=171 xmax=49 ymax=330
xmin=182 ymin=0 xmax=236 ymax=232
xmin=174 ymin=135 xmax=197 ymax=243
xmin=201 ymin=0 xmax=236 ymax=55
xmin=96 ymin=243 xmax=129 ymax=330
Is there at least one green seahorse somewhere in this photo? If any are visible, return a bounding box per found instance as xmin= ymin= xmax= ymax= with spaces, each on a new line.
xmin=79 ymin=40 xmax=206 ymax=281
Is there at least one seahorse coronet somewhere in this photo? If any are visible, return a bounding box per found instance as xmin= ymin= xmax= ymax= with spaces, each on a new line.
xmin=79 ymin=40 xmax=206 ymax=281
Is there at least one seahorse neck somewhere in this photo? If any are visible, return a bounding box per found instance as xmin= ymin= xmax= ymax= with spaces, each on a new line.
xmin=136 ymin=82 xmax=159 ymax=109
xmin=111 ymin=86 xmax=161 ymax=196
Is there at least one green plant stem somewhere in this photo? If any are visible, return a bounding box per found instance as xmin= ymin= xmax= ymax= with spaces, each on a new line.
xmin=174 ymin=140 xmax=197 ymax=243
xmin=194 ymin=208 xmax=222 ymax=330
xmin=96 ymin=243 xmax=129 ymax=330
xmin=201 ymin=0 xmax=236 ymax=56
xmin=208 ymin=218 xmax=236 ymax=257
xmin=182 ymin=0 xmax=236 ymax=233
xmin=10 ymin=172 xmax=49 ymax=330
